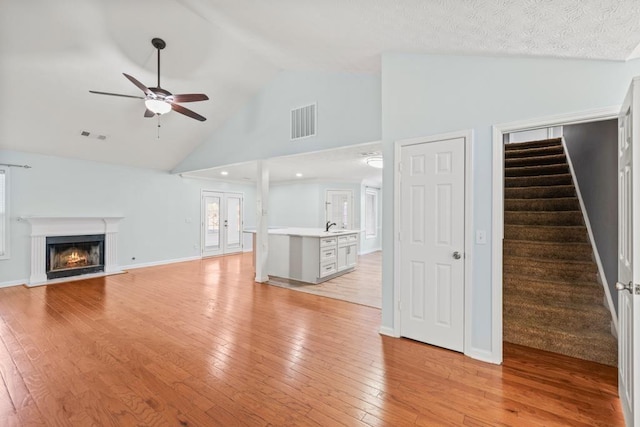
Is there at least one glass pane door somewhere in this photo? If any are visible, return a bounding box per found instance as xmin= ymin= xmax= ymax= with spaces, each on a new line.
xmin=224 ymin=194 xmax=243 ymax=253
xmin=202 ymin=193 xmax=222 ymax=256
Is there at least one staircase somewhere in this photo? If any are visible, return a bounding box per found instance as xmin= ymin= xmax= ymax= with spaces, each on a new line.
xmin=503 ymin=138 xmax=617 ymax=366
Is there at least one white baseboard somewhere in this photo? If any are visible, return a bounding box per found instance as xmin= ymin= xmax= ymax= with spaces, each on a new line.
xmin=26 ymin=270 xmax=126 ymax=287
xmin=359 ymin=248 xmax=382 ymax=256
xmin=378 ymin=326 xmax=398 ymax=337
xmin=465 ymin=346 xmax=502 ymax=365
xmin=123 ymin=256 xmax=202 ymax=270
xmin=0 ymin=279 xmax=26 ymax=289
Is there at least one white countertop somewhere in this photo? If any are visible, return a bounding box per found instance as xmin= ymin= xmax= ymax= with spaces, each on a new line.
xmin=244 ymin=227 xmax=360 ymax=237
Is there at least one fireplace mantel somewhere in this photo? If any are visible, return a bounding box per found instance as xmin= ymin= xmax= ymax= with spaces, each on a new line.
xmin=21 ymin=216 xmax=124 ymax=286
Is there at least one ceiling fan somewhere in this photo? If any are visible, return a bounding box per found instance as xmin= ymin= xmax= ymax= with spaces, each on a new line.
xmin=90 ymin=38 xmax=209 ymax=121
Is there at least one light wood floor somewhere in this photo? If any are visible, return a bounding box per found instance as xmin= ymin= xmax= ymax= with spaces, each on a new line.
xmin=268 ymin=251 xmax=382 ymax=308
xmin=0 ymin=253 xmax=623 ymax=426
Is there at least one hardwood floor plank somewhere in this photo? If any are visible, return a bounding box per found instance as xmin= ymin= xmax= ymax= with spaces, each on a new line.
xmin=0 ymin=253 xmax=624 ymax=426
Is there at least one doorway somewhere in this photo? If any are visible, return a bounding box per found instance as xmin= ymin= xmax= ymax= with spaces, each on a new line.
xmin=201 ymin=191 xmax=244 ymax=257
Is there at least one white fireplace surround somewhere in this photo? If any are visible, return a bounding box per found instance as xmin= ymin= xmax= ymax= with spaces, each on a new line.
xmin=21 ymin=216 xmax=124 ymax=286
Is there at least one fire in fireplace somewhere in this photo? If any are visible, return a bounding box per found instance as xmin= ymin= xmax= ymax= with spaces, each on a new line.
xmin=46 ymin=234 xmax=105 ymax=280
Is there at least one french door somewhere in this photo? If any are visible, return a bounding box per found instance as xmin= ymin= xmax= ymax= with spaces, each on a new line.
xmin=202 ymin=191 xmax=243 ymax=257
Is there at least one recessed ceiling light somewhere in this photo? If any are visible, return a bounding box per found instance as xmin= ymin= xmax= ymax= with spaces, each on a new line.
xmin=220 ymin=171 xmax=229 ymax=176
xmin=295 ymin=173 xmax=303 ymax=177
xmin=366 ymin=156 xmax=383 ymax=169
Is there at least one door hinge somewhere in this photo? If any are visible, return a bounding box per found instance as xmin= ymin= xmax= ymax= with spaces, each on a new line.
xmin=635 ymin=284 xmax=640 ymax=295
xmin=398 ymin=301 xmax=402 ymax=311
xmin=398 ymin=231 xmax=401 ymax=242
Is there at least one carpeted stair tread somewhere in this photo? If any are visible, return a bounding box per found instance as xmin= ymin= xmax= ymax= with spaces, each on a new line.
xmin=503 ymin=240 xmax=593 ymax=261
xmin=504 ymin=300 xmax=610 ymax=332
xmin=505 ymin=173 xmax=573 ymax=188
xmin=505 ymin=185 xmax=575 ymax=199
xmin=505 ymin=138 xmax=562 ymax=150
xmin=505 ymin=210 xmax=584 ymax=226
xmin=503 ymin=323 xmax=617 ymax=366
xmin=505 ymin=197 xmax=580 ymax=211
xmin=505 ymin=145 xmax=564 ymax=159
xmin=505 ymin=164 xmax=569 ymax=177
xmin=504 ymin=274 xmax=603 ymax=305
xmin=504 ymin=256 xmax=597 ymax=282
xmin=504 ymin=224 xmax=588 ymax=242
xmin=506 ymin=153 xmax=567 ymax=168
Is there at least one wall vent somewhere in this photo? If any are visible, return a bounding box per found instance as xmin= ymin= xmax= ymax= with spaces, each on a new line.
xmin=291 ymin=103 xmax=316 ymax=140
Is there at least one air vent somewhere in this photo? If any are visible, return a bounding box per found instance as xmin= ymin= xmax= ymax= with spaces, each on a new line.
xmin=291 ymin=103 xmax=316 ymax=140
xmin=80 ymin=130 xmax=107 ymax=140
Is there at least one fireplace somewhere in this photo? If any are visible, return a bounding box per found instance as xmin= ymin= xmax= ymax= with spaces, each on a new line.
xmin=46 ymin=234 xmax=105 ymax=280
xmin=22 ymin=216 xmax=123 ymax=286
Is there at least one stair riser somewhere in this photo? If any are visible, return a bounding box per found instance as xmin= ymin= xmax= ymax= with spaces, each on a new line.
xmin=504 ymin=263 xmax=597 ymax=282
xmin=506 ymin=164 xmax=569 ymax=177
xmin=505 ymin=198 xmax=580 ymax=211
xmin=504 ymin=226 xmax=588 ymax=243
xmin=505 ymin=186 xmax=575 ymax=199
xmin=503 ymin=325 xmax=617 ymax=366
xmin=504 ymin=281 xmax=603 ymax=306
xmin=505 ymin=211 xmax=584 ymax=226
xmin=505 ymin=139 xmax=562 ymax=150
xmin=505 ymin=145 xmax=564 ymax=159
xmin=505 ymin=174 xmax=572 ymax=187
xmin=506 ymin=154 xmax=566 ymax=168
xmin=503 ymin=241 xmax=593 ymax=261
xmin=503 ymin=303 xmax=610 ymax=331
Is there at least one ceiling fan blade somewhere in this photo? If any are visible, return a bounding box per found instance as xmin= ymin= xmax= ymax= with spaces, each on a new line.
xmin=171 ymin=103 xmax=206 ymax=122
xmin=144 ymin=109 xmax=155 ymax=118
xmin=171 ymin=93 xmax=209 ymax=103
xmin=89 ymin=90 xmax=145 ymax=100
xmin=123 ymin=73 xmax=154 ymax=97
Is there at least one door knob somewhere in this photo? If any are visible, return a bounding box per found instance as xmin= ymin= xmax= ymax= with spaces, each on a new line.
xmin=617 ymin=281 xmax=633 ymax=293
xmin=453 ymin=251 xmax=461 ymax=260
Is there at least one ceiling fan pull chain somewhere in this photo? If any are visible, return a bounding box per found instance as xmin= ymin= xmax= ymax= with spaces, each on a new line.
xmin=157 ymin=116 xmax=161 ymax=139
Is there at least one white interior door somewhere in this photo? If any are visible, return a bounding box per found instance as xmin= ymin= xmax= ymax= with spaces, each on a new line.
xmin=202 ymin=191 xmax=243 ymax=257
xmin=223 ymin=193 xmax=243 ymax=254
xmin=617 ymin=77 xmax=640 ymax=427
xmin=399 ymin=137 xmax=465 ymax=352
xmin=326 ymin=190 xmax=353 ymax=229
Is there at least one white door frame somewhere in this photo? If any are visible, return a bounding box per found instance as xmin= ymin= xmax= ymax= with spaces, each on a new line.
xmin=325 ymin=189 xmax=354 ymax=230
xmin=393 ymin=129 xmax=474 ymax=356
xmin=491 ymin=106 xmax=619 ymax=364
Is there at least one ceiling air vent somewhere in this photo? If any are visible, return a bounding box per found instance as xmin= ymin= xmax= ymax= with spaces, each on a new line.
xmin=291 ymin=103 xmax=316 ymax=140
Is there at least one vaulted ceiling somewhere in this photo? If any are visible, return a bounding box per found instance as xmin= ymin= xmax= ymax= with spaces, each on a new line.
xmin=2 ymin=0 xmax=640 ymax=171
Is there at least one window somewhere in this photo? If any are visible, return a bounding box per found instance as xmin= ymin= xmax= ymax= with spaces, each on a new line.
xmin=0 ymin=167 xmax=8 ymax=259
xmin=326 ymin=190 xmax=353 ymax=229
xmin=365 ymin=188 xmax=378 ymax=239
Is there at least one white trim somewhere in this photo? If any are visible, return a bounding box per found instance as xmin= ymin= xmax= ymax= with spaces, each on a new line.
xmin=393 ymin=129 xmax=474 ymax=356
xmin=378 ymin=326 xmax=398 ymax=337
xmin=25 ymin=270 xmax=126 ymax=288
xmin=491 ymin=106 xmax=620 ymax=365
xmin=123 ymin=255 xmax=202 ymax=271
xmin=561 ymin=137 xmax=618 ymax=334
xmin=0 ymin=167 xmax=9 ymax=260
xmin=0 ymin=279 xmax=24 ymax=289
xmin=359 ymin=247 xmax=381 ymax=256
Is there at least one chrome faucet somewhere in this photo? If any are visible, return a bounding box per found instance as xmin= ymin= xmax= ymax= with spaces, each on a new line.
xmin=325 ymin=221 xmax=337 ymax=232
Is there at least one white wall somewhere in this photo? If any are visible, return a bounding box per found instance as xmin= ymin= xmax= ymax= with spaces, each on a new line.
xmin=0 ymin=149 xmax=255 ymax=286
xmin=174 ymin=71 xmax=382 ymax=173
xmin=268 ymin=180 xmax=362 ymax=231
xmin=381 ymin=53 xmax=640 ymax=357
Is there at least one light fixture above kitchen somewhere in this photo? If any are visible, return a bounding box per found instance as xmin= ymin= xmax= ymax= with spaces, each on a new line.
xmin=295 ymin=172 xmax=303 ymax=177
xmin=220 ymin=171 xmax=229 ymax=176
xmin=366 ymin=156 xmax=383 ymax=169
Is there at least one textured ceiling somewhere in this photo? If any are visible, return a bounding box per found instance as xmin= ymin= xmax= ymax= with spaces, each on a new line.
xmin=2 ymin=0 xmax=640 ymax=172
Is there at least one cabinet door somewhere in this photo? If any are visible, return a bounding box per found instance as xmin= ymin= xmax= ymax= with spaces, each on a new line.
xmin=337 ymin=245 xmax=348 ymax=271
xmin=346 ymin=244 xmax=357 ymax=268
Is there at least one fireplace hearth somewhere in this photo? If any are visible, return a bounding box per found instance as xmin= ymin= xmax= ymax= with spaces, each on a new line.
xmin=46 ymin=234 xmax=105 ymax=280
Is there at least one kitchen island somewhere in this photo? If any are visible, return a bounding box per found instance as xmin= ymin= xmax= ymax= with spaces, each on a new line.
xmin=248 ymin=228 xmax=360 ymax=284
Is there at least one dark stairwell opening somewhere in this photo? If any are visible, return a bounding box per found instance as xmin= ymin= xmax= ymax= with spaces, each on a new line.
xmin=503 ymin=121 xmax=618 ymax=366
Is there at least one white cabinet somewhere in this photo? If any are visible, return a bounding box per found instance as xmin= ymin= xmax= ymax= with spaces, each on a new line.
xmin=336 ymin=233 xmax=358 ymax=272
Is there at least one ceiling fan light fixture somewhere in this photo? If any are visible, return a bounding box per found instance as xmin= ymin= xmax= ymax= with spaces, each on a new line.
xmin=366 ymin=156 xmax=383 ymax=169
xmin=145 ymin=99 xmax=171 ymax=115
